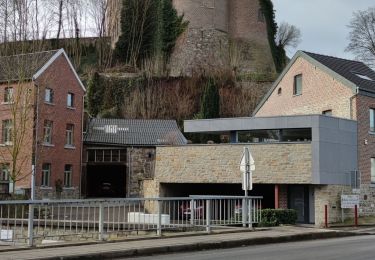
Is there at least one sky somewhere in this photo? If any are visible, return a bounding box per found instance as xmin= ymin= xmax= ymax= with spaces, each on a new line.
xmin=273 ymin=0 xmax=375 ymax=60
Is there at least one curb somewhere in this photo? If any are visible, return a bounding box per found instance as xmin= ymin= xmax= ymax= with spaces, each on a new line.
xmin=38 ymin=231 xmax=363 ymax=260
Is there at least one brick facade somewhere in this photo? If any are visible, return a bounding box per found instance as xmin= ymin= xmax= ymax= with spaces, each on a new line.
xmin=0 ymin=51 xmax=84 ymax=199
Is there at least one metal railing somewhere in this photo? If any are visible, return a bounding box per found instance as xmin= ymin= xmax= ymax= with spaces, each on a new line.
xmin=0 ymin=196 xmax=262 ymax=246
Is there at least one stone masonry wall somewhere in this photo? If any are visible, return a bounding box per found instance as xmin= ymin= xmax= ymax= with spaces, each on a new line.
xmin=144 ymin=143 xmax=312 ymax=197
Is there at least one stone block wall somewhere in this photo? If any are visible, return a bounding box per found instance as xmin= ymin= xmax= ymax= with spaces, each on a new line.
xmin=144 ymin=143 xmax=312 ymax=198
xmin=35 ymin=186 xmax=80 ymax=199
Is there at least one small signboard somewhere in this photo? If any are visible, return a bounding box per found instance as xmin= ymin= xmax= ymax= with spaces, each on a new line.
xmin=341 ymin=195 xmax=360 ymax=209
xmin=0 ymin=229 xmax=13 ymax=240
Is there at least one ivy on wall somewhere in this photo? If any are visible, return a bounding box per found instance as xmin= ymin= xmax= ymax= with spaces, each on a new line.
xmin=114 ymin=0 xmax=188 ymax=66
xmin=259 ymin=0 xmax=287 ymax=73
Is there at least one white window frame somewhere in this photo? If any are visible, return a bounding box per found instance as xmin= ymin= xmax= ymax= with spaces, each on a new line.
xmin=4 ymin=87 xmax=13 ymax=103
xmin=66 ymin=124 xmax=74 ymax=146
xmin=293 ymin=74 xmax=302 ymax=95
xmin=41 ymin=163 xmax=51 ymax=187
xmin=43 ymin=120 xmax=53 ymax=144
xmin=0 ymin=164 xmax=9 ymax=182
xmin=2 ymin=119 xmax=12 ymax=145
xmin=44 ymin=88 xmax=54 ymax=103
xmin=370 ymin=108 xmax=375 ymax=132
xmin=67 ymin=93 xmax=74 ymax=108
xmin=64 ymin=165 xmax=72 ymax=187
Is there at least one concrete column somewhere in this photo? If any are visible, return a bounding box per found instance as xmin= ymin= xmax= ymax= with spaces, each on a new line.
xmin=275 ymin=184 xmax=279 ymax=209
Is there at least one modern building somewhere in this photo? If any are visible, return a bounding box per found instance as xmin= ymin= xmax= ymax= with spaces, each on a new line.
xmin=82 ymin=118 xmax=187 ymax=198
xmin=0 ymin=49 xmax=85 ymax=199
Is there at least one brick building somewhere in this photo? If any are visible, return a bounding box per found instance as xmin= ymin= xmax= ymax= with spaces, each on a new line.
xmin=105 ymin=0 xmax=275 ymax=76
xmin=0 ymin=49 xmax=85 ymax=199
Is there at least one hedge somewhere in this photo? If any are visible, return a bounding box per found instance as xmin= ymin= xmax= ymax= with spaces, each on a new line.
xmin=260 ymin=209 xmax=298 ymax=227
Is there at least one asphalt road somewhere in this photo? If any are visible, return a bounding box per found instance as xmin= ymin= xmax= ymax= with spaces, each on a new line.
xmin=125 ymin=235 xmax=375 ymax=260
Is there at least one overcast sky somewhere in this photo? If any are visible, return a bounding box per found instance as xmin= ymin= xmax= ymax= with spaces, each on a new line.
xmin=273 ymin=0 xmax=375 ymax=60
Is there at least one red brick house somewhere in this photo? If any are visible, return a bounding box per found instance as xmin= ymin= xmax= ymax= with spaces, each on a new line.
xmin=0 ymin=49 xmax=85 ymax=199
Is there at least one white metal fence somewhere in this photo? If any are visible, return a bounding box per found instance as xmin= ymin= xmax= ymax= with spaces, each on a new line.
xmin=0 ymin=196 xmax=262 ymax=246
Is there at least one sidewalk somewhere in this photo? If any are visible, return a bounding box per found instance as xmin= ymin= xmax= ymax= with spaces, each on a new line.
xmin=0 ymin=226 xmax=363 ymax=260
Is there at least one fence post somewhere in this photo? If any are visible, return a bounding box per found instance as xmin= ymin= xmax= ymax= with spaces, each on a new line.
xmin=324 ymin=204 xmax=328 ymax=228
xmin=27 ymin=204 xmax=34 ymax=247
xmin=354 ymin=204 xmax=358 ymax=227
xmin=206 ymin=199 xmax=211 ymax=233
xmin=190 ymin=199 xmax=194 ymax=226
xmin=242 ymin=197 xmax=247 ymax=227
xmin=98 ymin=202 xmax=104 ymax=241
xmin=248 ymin=198 xmax=253 ymax=229
xmin=157 ymin=200 xmax=162 ymax=236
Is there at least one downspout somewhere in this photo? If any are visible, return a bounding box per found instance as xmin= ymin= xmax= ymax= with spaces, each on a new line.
xmin=79 ymin=95 xmax=85 ymax=199
xmin=349 ymin=86 xmax=359 ymax=120
xmin=31 ymin=80 xmax=40 ymax=201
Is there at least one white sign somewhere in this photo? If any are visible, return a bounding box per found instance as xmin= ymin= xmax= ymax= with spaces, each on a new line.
xmin=1 ymin=229 xmax=13 ymax=240
xmin=341 ymin=195 xmax=360 ymax=209
xmin=240 ymin=147 xmax=255 ymax=191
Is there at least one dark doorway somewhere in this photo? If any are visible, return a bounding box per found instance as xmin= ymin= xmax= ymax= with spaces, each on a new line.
xmin=86 ymin=165 xmax=126 ymax=197
xmin=288 ymin=185 xmax=309 ymax=223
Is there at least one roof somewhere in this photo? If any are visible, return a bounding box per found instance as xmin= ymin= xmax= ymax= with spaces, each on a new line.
xmin=303 ymin=51 xmax=375 ymax=93
xmin=253 ymin=50 xmax=375 ymax=116
xmin=0 ymin=49 xmax=86 ymax=91
xmin=84 ymin=118 xmax=188 ymax=146
xmin=0 ymin=50 xmax=58 ymax=82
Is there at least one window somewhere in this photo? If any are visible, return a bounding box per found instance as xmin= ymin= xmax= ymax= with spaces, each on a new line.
xmin=370 ymin=108 xmax=375 ymax=132
xmin=45 ymin=88 xmax=54 ymax=103
xmin=322 ymin=110 xmax=332 ymax=116
xmin=41 ymin=163 xmax=51 ymax=187
xmin=293 ymin=74 xmax=302 ymax=95
xmin=4 ymin=87 xmax=13 ymax=103
xmin=67 ymin=93 xmax=74 ymax=108
xmin=372 ymin=158 xmax=375 ymax=184
xmin=2 ymin=119 xmax=12 ymax=145
xmin=258 ymin=8 xmax=265 ymax=22
xmin=65 ymin=124 xmax=74 ymax=146
xmin=0 ymin=163 xmax=9 ymax=182
xmin=43 ymin=120 xmax=53 ymax=144
xmin=64 ymin=165 xmax=72 ymax=187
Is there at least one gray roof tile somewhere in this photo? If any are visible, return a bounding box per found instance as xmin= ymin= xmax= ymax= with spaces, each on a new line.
xmin=84 ymin=118 xmax=187 ymax=146
xmin=303 ymin=51 xmax=375 ymax=93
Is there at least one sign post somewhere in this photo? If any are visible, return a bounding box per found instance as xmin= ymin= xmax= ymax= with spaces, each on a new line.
xmin=240 ymin=147 xmax=255 ymax=228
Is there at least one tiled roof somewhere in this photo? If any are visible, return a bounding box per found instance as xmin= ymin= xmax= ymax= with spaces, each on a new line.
xmin=84 ymin=118 xmax=187 ymax=146
xmin=303 ymin=51 xmax=375 ymax=93
xmin=0 ymin=50 xmax=59 ymax=82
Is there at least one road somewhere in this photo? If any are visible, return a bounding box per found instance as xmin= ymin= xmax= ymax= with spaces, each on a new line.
xmin=125 ymin=235 xmax=375 ymax=260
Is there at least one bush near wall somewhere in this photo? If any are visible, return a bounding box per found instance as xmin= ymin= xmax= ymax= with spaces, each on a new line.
xmin=260 ymin=209 xmax=298 ymax=227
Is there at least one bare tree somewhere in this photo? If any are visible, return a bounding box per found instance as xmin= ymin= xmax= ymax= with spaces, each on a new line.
xmin=346 ymin=7 xmax=375 ymax=67
xmin=276 ymin=22 xmax=302 ymax=49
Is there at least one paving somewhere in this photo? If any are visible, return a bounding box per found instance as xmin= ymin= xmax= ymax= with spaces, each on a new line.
xmin=0 ymin=226 xmax=365 ymax=260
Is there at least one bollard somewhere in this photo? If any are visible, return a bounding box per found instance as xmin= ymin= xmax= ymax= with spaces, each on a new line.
xmin=354 ymin=204 xmax=358 ymax=227
xmin=324 ymin=205 xmax=328 ymax=228
xmin=206 ymin=199 xmax=211 ymax=233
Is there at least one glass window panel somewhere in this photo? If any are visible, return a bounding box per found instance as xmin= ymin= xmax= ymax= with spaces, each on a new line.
xmin=370 ymin=109 xmax=375 ymax=132
xmin=371 ymin=158 xmax=375 ymax=184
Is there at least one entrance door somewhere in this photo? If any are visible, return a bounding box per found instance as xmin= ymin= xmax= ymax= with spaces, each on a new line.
xmin=289 ymin=186 xmax=308 ymax=223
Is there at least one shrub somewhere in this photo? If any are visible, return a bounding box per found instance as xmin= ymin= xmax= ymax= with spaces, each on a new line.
xmin=260 ymin=209 xmax=298 ymax=227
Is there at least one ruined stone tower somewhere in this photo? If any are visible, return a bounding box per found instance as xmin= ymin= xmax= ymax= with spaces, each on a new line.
xmin=106 ymin=0 xmax=276 ymax=76
xmin=169 ymin=0 xmax=275 ymax=76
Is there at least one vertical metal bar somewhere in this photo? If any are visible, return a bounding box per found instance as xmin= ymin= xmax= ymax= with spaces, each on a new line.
xmin=242 ymin=198 xmax=247 ymax=227
xmin=206 ymin=200 xmax=211 ymax=233
xmin=249 ymin=198 xmax=253 ymax=228
xmin=99 ymin=203 xmax=104 ymax=241
xmin=28 ymin=204 xmax=34 ymax=247
xmin=157 ymin=200 xmax=162 ymax=236
xmin=190 ymin=199 xmax=194 ymax=226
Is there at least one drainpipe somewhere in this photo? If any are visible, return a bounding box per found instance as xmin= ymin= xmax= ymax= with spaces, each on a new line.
xmin=349 ymin=86 xmax=359 ymax=120
xmin=127 ymin=147 xmax=133 ymax=197
xmin=31 ymin=81 xmax=40 ymax=201
xmin=79 ymin=95 xmax=85 ymax=199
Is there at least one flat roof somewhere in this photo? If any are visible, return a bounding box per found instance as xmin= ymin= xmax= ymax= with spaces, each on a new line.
xmin=184 ymin=114 xmax=357 ymax=133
